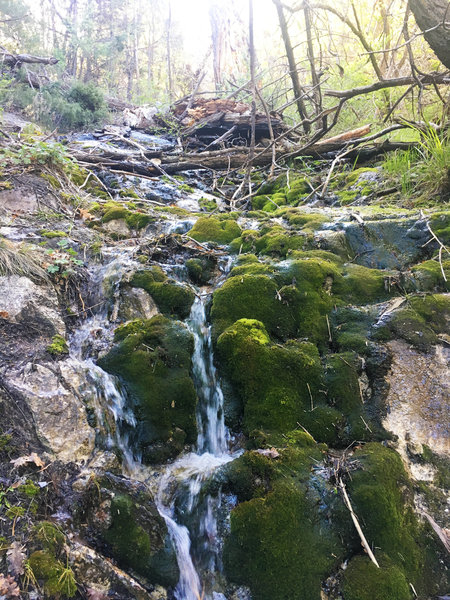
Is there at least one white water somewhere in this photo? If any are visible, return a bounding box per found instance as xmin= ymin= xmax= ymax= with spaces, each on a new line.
xmin=69 ymin=246 xmax=236 ymax=598
xmin=156 ymin=295 xmax=236 ymax=600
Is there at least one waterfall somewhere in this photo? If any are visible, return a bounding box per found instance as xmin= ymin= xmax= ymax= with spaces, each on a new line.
xmin=156 ymin=295 xmax=235 ymax=600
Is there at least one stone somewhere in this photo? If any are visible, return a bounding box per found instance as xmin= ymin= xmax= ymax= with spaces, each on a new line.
xmin=0 ymin=275 xmax=65 ymax=334
xmin=4 ymin=360 xmax=95 ymax=462
xmin=102 ymin=218 xmax=131 ymax=236
xmin=384 ymin=341 xmax=450 ymax=472
xmin=118 ymin=287 xmax=159 ymax=322
xmin=69 ymin=540 xmax=167 ymax=600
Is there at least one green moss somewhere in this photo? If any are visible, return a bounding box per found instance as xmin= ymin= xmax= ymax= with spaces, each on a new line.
xmin=185 ymin=257 xmax=214 ymax=285
xmin=189 ymin=217 xmax=241 ymax=244
xmin=47 ymin=335 xmax=69 ymax=356
xmin=131 ymin=268 xmax=194 ymax=319
xmin=29 ymin=551 xmax=77 ymax=598
xmin=375 ymin=294 xmax=449 ymax=350
xmin=33 ymin=522 xmax=66 ymax=554
xmin=231 ymin=225 xmax=306 ymax=257
xmin=104 ymin=494 xmax=151 ymax=572
xmin=222 ymin=451 xmax=276 ymax=501
xmin=280 ymin=209 xmax=328 ymax=231
xmin=429 ymin=211 xmax=450 ymax=246
xmin=411 ymin=259 xmax=450 ymax=291
xmin=343 ymin=555 xmax=410 ymax=600
xmin=224 ymin=481 xmax=341 ymax=600
xmin=216 ymin=319 xmax=324 ymax=436
xmin=211 ymin=275 xmax=297 ymax=339
xmin=98 ymin=316 xmax=197 ymax=463
xmin=20 ymin=480 xmax=40 ymax=497
xmin=40 ymin=230 xmax=66 ymax=238
xmin=101 ymin=202 xmax=151 ymax=230
xmin=341 ymin=264 xmax=394 ymax=304
xmin=348 ymin=443 xmax=422 ymax=579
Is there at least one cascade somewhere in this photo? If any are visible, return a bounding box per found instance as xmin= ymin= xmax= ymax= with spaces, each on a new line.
xmin=156 ymin=294 xmax=236 ymax=600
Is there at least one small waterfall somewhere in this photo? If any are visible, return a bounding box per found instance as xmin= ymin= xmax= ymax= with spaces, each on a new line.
xmin=156 ymin=294 xmax=236 ymax=600
xmin=68 ymin=250 xmax=141 ymax=472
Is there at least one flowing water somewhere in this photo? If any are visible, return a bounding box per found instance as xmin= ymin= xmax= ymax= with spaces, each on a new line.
xmin=156 ymin=294 xmax=236 ymax=600
xmin=67 ymin=238 xmax=237 ymax=598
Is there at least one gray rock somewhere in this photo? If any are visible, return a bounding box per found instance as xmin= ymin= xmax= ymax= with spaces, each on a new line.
xmin=5 ymin=360 xmax=95 ymax=462
xmin=103 ymin=218 xmax=131 ymax=236
xmin=118 ymin=287 xmax=159 ymax=322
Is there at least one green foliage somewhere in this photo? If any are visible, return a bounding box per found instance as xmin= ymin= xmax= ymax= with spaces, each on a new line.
xmin=4 ymin=141 xmax=72 ymax=169
xmin=45 ymin=238 xmax=84 ymax=278
xmin=47 ymin=334 xmax=69 ymax=356
xmin=99 ymin=315 xmax=197 ymax=463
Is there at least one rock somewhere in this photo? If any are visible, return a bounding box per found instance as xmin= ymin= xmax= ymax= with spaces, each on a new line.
xmin=406 ymin=440 xmax=424 ymax=457
xmin=384 ymin=340 xmax=450 ymax=464
xmin=103 ymin=218 xmax=131 ymax=236
xmin=4 ymin=360 xmax=95 ymax=462
xmin=0 ymin=276 xmax=65 ymax=365
xmin=0 ymin=275 xmax=65 ymax=334
xmin=123 ymin=105 xmax=158 ymax=129
xmin=118 ymin=287 xmax=159 ymax=322
xmin=69 ymin=540 xmax=167 ymax=600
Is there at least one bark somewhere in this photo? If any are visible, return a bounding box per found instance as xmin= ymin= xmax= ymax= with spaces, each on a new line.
xmin=272 ymin=0 xmax=311 ymax=133
xmin=0 ymin=51 xmax=58 ymax=67
xmin=409 ymin=0 xmax=450 ymax=69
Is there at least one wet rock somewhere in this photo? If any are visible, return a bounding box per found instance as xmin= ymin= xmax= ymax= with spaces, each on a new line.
xmin=76 ymin=471 xmax=179 ymax=588
xmin=69 ymin=539 xmax=168 ymax=600
xmin=102 ymin=218 xmax=131 ymax=237
xmin=0 ymin=276 xmax=65 ymax=364
xmin=384 ymin=340 xmax=449 ymax=461
xmin=118 ymin=287 xmax=159 ymax=322
xmin=4 ymin=360 xmax=95 ymax=462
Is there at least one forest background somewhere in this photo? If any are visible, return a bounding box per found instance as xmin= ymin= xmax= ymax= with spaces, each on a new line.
xmin=0 ymin=0 xmax=449 ymax=144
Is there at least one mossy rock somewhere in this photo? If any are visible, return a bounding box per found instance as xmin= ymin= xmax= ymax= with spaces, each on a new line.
xmin=131 ymin=268 xmax=194 ymax=319
xmin=216 ymin=319 xmax=328 ymax=437
xmin=342 ymin=554 xmax=411 ymax=600
xmin=230 ymin=225 xmax=306 ymax=257
xmin=410 ymin=259 xmax=450 ymax=292
xmin=185 ymin=257 xmax=215 ymax=285
xmin=223 ymin=480 xmax=342 ymax=600
xmin=348 ymin=443 xmax=421 ymax=579
xmin=29 ymin=550 xmax=77 ymax=598
xmin=340 ymin=263 xmax=396 ymax=304
xmin=98 ymin=315 xmax=197 ymax=463
xmin=373 ymin=294 xmax=450 ymax=350
xmin=188 ymin=216 xmax=241 ymax=244
xmin=102 ymin=202 xmax=152 ymax=230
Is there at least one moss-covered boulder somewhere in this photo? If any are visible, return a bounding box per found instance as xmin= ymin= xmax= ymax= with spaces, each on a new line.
xmin=188 ymin=216 xmax=241 ymax=244
xmin=102 ymin=201 xmax=152 ymax=230
xmin=131 ymin=267 xmax=194 ymax=319
xmin=342 ymin=555 xmax=411 ymax=600
xmin=216 ymin=319 xmax=329 ymax=439
xmin=223 ymin=480 xmax=343 ymax=600
xmin=98 ymin=315 xmax=197 ymax=462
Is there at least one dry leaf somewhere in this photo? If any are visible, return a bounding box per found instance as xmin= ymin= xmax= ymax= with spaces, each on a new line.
xmin=0 ymin=311 xmax=9 ymax=319
xmin=78 ymin=208 xmax=96 ymax=221
xmin=86 ymin=587 xmax=108 ymax=600
xmin=10 ymin=453 xmax=45 ymax=469
xmin=6 ymin=542 xmax=26 ymax=576
xmin=0 ymin=573 xmax=21 ymax=598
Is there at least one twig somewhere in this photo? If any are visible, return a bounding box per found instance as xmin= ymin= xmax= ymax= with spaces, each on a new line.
xmin=338 ymin=477 xmax=380 ymax=568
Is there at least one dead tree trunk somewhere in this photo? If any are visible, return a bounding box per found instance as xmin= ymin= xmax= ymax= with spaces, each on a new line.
xmin=409 ymin=0 xmax=450 ymax=69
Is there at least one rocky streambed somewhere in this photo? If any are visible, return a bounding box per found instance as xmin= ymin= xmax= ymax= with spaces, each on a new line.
xmin=0 ymin=126 xmax=448 ymax=600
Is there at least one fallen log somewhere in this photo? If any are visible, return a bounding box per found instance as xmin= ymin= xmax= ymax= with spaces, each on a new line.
xmin=0 ymin=50 xmax=58 ymax=67
xmin=69 ymin=138 xmax=416 ymax=177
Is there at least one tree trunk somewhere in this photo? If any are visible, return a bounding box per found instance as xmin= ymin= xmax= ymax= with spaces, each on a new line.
xmin=409 ymin=0 xmax=450 ymax=69
xmin=272 ymin=0 xmax=311 ymax=134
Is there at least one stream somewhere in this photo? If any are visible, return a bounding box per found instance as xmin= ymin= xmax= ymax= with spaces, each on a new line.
xmin=67 ymin=239 xmax=238 ymax=600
